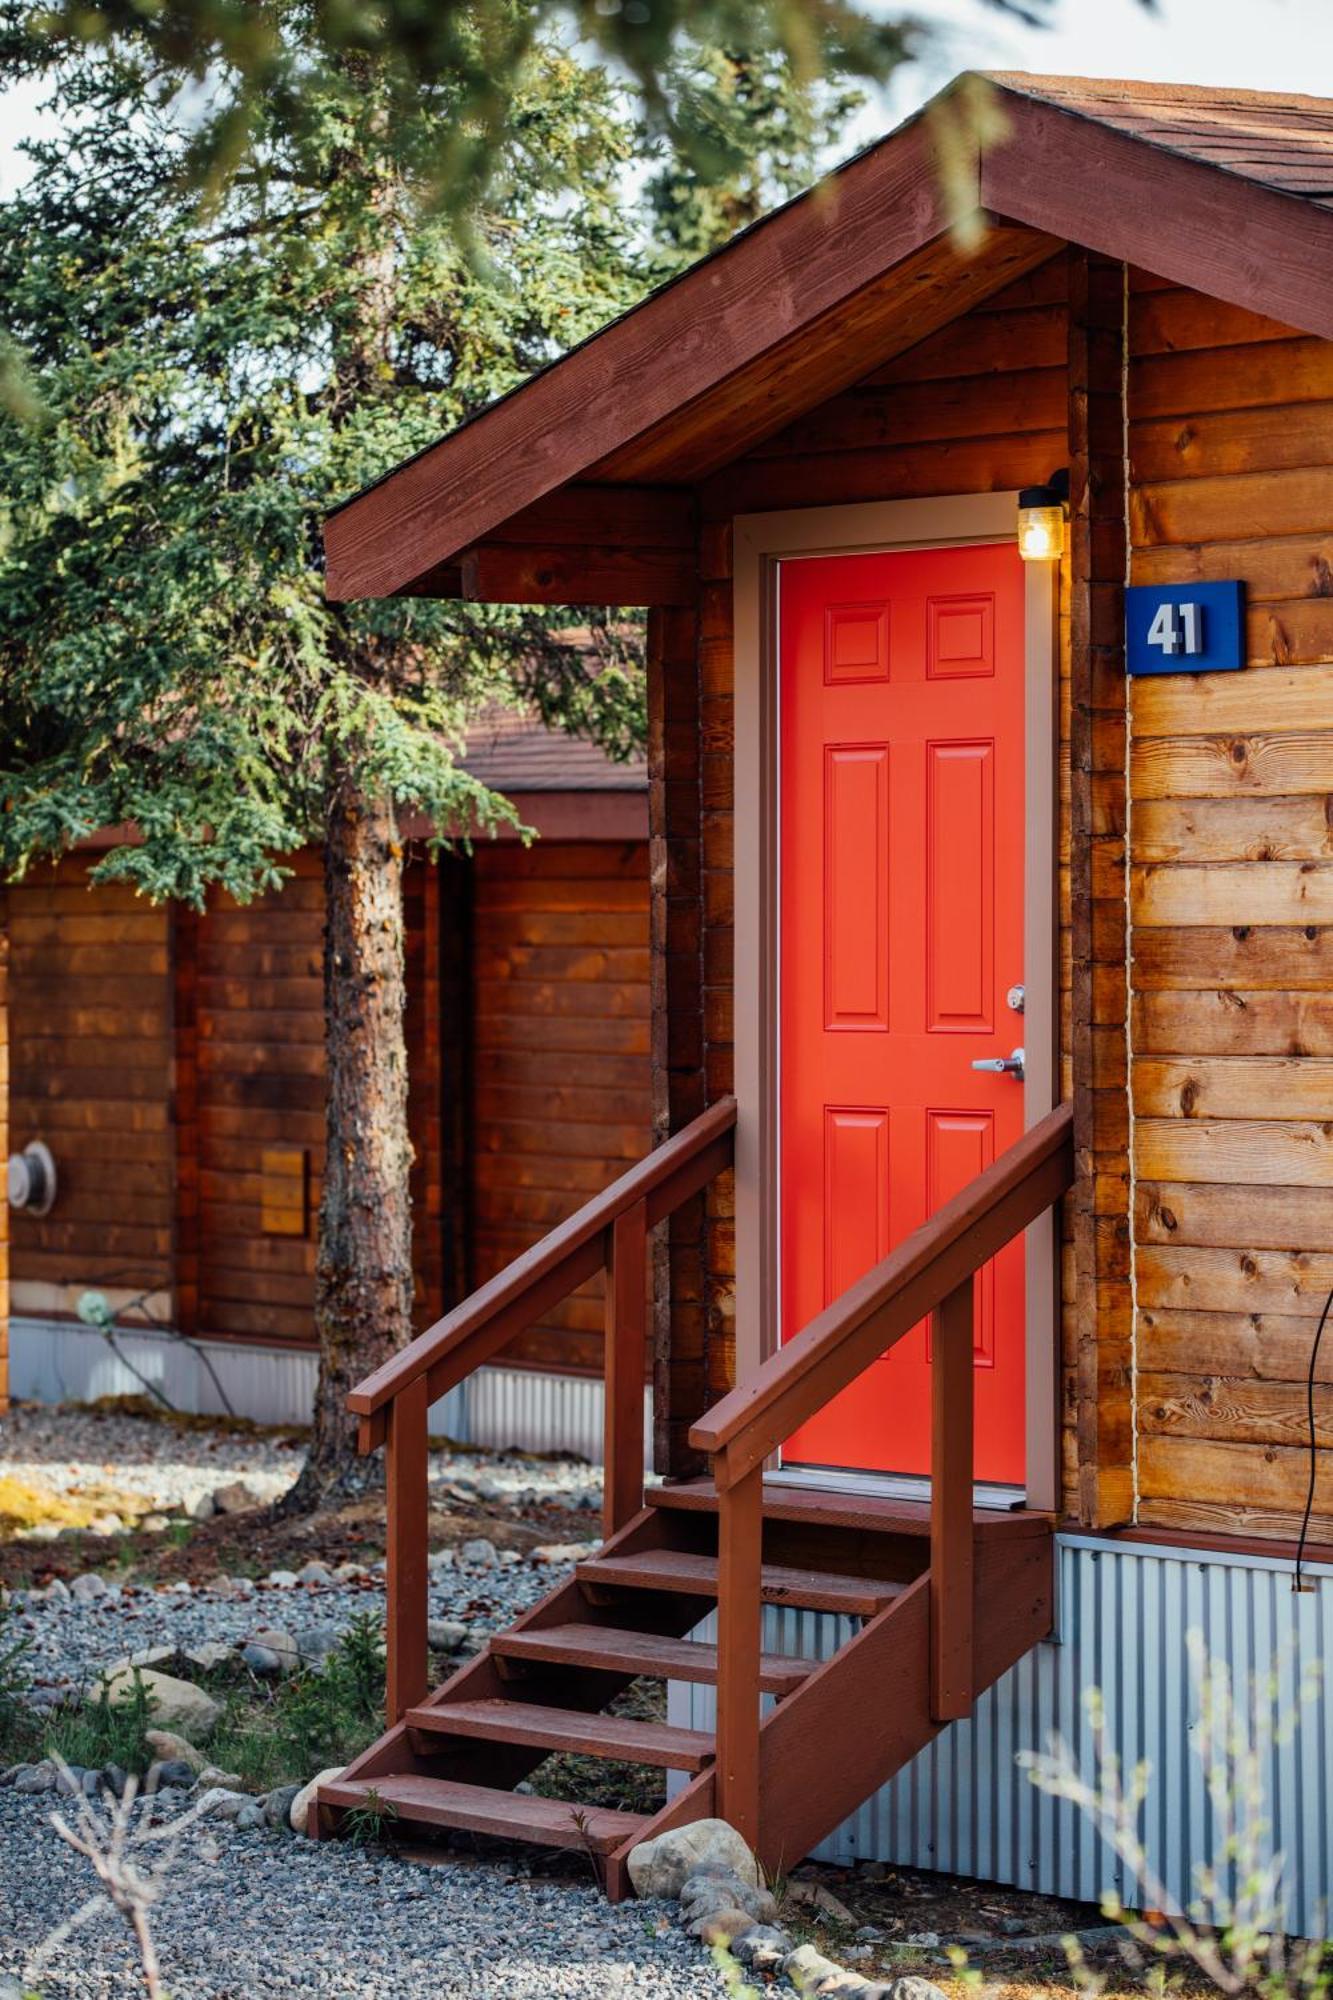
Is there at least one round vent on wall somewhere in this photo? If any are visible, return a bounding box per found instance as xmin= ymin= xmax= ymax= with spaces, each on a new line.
xmin=7 ymin=1141 xmax=58 ymax=1215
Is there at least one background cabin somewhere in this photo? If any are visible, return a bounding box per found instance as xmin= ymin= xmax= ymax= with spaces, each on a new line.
xmin=1 ymin=712 xmax=652 ymax=1456
xmin=305 ymin=74 xmax=1333 ymax=1929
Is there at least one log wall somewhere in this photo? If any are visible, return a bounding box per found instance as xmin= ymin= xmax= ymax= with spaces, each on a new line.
xmin=6 ymin=856 xmax=175 ymax=1324
xmin=5 ymin=841 xmax=651 ymax=1379
xmin=1127 ymin=275 xmax=1333 ymax=1543
xmin=470 ymin=841 xmax=653 ymax=1375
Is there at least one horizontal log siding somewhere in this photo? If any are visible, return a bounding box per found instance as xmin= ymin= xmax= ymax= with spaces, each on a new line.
xmin=676 ymin=250 xmax=1094 ymax=1504
xmin=1127 ymin=274 xmax=1333 ymax=1543
xmin=6 ymin=857 xmax=174 ymax=1322
xmin=470 ymin=840 xmax=652 ymax=1376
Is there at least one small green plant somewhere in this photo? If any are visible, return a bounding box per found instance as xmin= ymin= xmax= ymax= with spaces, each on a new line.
xmin=342 ymin=1783 xmax=399 ymax=1848
xmin=205 ymin=1616 xmax=386 ymax=1794
xmin=0 ymin=1594 xmax=34 ymax=1762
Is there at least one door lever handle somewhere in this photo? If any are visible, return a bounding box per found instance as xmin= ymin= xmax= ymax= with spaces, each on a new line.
xmin=971 ymin=1047 xmax=1025 ymax=1079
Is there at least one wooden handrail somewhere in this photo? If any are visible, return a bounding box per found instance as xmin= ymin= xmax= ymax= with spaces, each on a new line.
xmin=701 ymin=1099 xmax=1075 ymax=1849
xmin=352 ymin=1095 xmax=737 ymax=1723
xmin=351 ymin=1095 xmax=738 ymax=1442
xmin=691 ymin=1101 xmax=1075 ymax=1483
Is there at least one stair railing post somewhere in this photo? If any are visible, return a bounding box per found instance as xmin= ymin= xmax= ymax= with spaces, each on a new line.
xmin=713 ymin=1455 xmax=763 ymax=1849
xmin=602 ymin=1197 xmax=649 ymax=1540
xmin=930 ymin=1274 xmax=976 ymax=1722
xmin=385 ymin=1372 xmax=430 ymax=1724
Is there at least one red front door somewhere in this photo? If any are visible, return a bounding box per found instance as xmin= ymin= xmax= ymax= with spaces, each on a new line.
xmin=779 ymin=541 xmax=1028 ymax=1484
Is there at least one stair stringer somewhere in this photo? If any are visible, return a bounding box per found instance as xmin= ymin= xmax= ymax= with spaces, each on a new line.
xmin=314 ymin=1504 xmax=712 ymax=1839
xmin=607 ymin=1525 xmax=1052 ymax=1896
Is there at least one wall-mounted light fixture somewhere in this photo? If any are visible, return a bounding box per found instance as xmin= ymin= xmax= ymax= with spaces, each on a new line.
xmin=7 ymin=1140 xmax=57 ymax=1215
xmin=1017 ymin=468 xmax=1069 ymax=562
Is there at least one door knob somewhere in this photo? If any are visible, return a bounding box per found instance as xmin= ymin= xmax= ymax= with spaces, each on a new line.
xmin=971 ymin=1047 xmax=1025 ymax=1079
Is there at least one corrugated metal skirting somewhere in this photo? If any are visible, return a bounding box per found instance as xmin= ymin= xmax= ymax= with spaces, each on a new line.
xmin=8 ymin=1318 xmax=649 ymax=1466
xmin=669 ymin=1534 xmax=1333 ymax=1939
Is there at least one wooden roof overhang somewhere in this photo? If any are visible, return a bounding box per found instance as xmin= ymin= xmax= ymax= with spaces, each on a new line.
xmin=324 ymin=73 xmax=1333 ymax=608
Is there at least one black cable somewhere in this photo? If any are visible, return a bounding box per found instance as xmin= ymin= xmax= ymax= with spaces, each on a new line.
xmin=1293 ymin=1282 xmax=1333 ymax=1594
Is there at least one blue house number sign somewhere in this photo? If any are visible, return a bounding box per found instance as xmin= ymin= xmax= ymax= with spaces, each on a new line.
xmin=1125 ymin=580 xmax=1246 ymax=676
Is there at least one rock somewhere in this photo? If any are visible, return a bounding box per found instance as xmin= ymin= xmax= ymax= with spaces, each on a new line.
xmin=886 ymin=1980 xmax=949 ymax=2000
xmin=627 ymin=1818 xmax=761 ymax=1900
xmin=680 ymin=1868 xmax=778 ymax=1925
xmin=263 ymin=1782 xmax=301 ymax=1830
xmin=154 ymin=1760 xmax=197 ymax=1789
xmin=785 ymin=1879 xmax=858 ymax=1925
xmin=194 ymin=1787 xmax=250 ymax=1820
xmin=730 ymin=1924 xmax=791 ymax=1973
xmin=334 ymin=1561 xmax=368 ymax=1580
xmin=195 ymin=1764 xmax=244 ymax=1789
xmin=89 ymin=1514 xmax=123 ymax=1535
xmin=187 ymin=1491 xmax=216 ymax=1522
xmin=530 ymin=1542 xmax=595 ymax=1564
xmin=14 ymin=1762 xmax=55 ymax=1794
xmin=426 ymin=1548 xmax=454 ymax=1571
xmin=855 ymin=1925 xmax=886 ymax=1942
xmin=458 ymin=1538 xmax=497 ymax=1568
xmin=242 ymin=1627 xmax=299 ymax=1674
xmin=295 ymin=1561 xmax=332 ymax=1586
xmin=294 ymin=1624 xmax=340 ymax=1667
xmin=235 ymin=1799 xmax=266 ymax=1830
xmin=100 ymin=1764 xmax=130 ymax=1799
xmin=211 ymin=1480 xmax=259 ymax=1515
xmin=145 ymin=1729 xmax=207 ymax=1773
xmin=687 ymin=1906 xmax=757 ymax=1946
xmin=266 ymin=1569 xmax=299 ymax=1589
xmin=43 ymin=1577 xmax=71 ymax=1604
xmin=142 ymin=1514 xmax=169 ymax=1532
xmin=289 ymin=1766 xmax=344 ymax=1836
xmin=70 ymin=1572 xmax=108 ymax=1603
xmin=53 ymin=1764 xmax=86 ymax=1796
xmin=101 ymin=1666 xmax=221 ymax=1740
xmin=80 ymin=1768 xmax=103 ymax=1797
xmin=427 ymin=1619 xmax=469 ymax=1653
xmin=904 ymin=1933 xmax=940 ymax=1950
xmin=785 ymin=1944 xmax=859 ymax=1997
xmin=183 ymin=1640 xmax=235 ymax=1674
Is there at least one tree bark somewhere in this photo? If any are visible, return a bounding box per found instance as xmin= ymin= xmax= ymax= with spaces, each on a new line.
xmin=279 ymin=760 xmax=414 ymax=1512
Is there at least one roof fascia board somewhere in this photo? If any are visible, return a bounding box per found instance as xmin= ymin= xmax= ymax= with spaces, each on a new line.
xmin=983 ymin=90 xmax=1333 ymax=339
xmin=324 ymin=117 xmax=961 ymax=602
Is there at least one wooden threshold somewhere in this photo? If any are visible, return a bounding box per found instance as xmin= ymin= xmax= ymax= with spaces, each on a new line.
xmin=650 ymin=1478 xmax=1054 ymax=1538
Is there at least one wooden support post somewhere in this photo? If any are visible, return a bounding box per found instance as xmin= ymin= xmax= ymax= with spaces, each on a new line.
xmin=713 ymin=1457 xmax=763 ymax=1847
xmin=603 ymin=1197 xmax=648 ymax=1539
xmin=930 ymin=1275 xmax=975 ymax=1723
xmin=385 ymin=1373 xmax=430 ymax=1724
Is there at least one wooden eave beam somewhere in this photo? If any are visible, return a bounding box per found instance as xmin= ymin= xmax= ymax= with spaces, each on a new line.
xmin=323 ymin=118 xmax=957 ymax=601
xmin=982 ymin=89 xmax=1333 ymax=340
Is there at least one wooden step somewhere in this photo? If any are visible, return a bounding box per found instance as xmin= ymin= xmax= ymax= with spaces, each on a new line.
xmin=491 ymin=1621 xmax=812 ymax=1696
xmin=576 ymin=1547 xmax=902 ymax=1617
xmin=319 ymin=1774 xmax=646 ymax=1854
xmin=650 ymin=1478 xmax=1053 ymax=1539
xmin=405 ymin=1697 xmax=715 ymax=1771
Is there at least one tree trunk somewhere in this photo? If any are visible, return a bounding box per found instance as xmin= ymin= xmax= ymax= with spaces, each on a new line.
xmin=279 ymin=762 xmax=414 ymax=1513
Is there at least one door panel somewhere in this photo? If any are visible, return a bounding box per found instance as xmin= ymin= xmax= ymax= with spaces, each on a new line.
xmin=779 ymin=541 xmax=1027 ymax=1483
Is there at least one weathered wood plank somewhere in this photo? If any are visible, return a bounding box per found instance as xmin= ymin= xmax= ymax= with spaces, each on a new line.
xmin=1136 ymin=1118 xmax=1333 ymax=1186
xmin=1136 ymin=1179 xmax=1333 ymax=1250
xmin=1131 ymin=732 xmax=1333 ymax=800
xmin=1132 ymin=861 xmax=1333 ymax=925
xmin=1133 ymin=926 xmax=1333 ymax=991
xmin=1138 ymin=1371 xmax=1333 ymax=1448
xmin=1139 ymin=1306 xmax=1333 ymax=1380
xmin=1132 ymin=796 xmax=1333 ymax=864
xmin=1138 ymin=1434 xmax=1333 ymax=1519
xmin=1133 ymin=988 xmax=1333 ymax=1055
xmin=1132 ymin=468 xmax=1333 ymax=549
xmin=1133 ymin=1054 xmax=1333 ymax=1118
xmin=1132 ymin=665 xmax=1333 ymax=738
xmin=1137 ymin=1242 xmax=1333 ymax=1312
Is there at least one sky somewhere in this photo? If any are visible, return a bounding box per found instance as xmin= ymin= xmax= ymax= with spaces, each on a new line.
xmin=3 ymin=0 xmax=1333 ymax=197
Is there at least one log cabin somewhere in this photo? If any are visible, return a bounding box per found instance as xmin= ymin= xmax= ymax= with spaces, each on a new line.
xmin=0 ymin=711 xmax=652 ymax=1457
xmin=308 ymin=75 xmax=1333 ymax=1926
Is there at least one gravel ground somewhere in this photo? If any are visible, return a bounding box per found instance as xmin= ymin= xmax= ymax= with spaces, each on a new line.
xmin=2 ymin=1403 xmax=605 ymax=1526
xmin=0 ymin=1792 xmax=727 ymax=1999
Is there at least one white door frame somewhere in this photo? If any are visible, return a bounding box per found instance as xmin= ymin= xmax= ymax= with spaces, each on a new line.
xmin=731 ymin=493 xmax=1061 ymax=1511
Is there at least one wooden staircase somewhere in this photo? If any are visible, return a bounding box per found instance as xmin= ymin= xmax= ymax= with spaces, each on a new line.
xmin=315 ymin=1096 xmax=1074 ymax=1899
xmin=316 ymin=1480 xmax=1054 ymax=1900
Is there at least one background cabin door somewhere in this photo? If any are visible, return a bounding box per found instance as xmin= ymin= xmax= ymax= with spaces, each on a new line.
xmin=778 ymin=541 xmax=1028 ymax=1484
